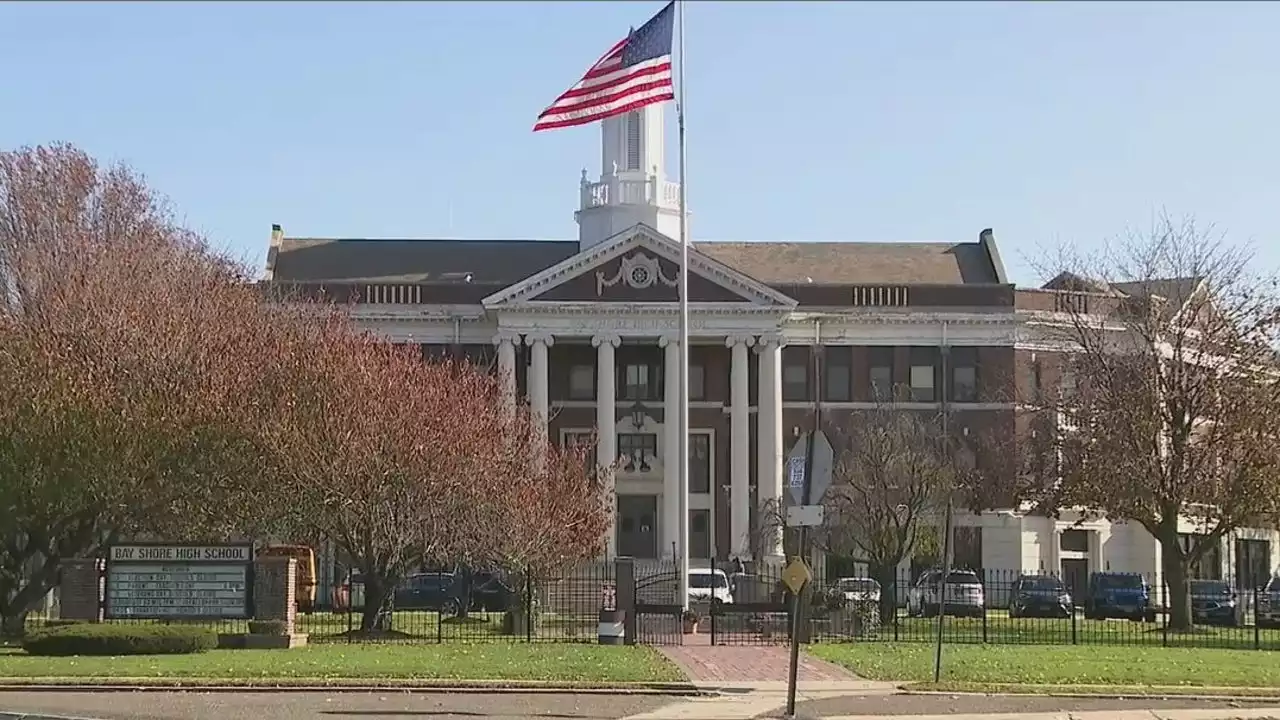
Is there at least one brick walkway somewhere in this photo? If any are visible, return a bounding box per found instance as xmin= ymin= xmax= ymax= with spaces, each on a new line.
xmin=657 ymin=633 xmax=862 ymax=683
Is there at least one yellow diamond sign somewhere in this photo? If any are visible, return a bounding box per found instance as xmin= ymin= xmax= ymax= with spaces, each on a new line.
xmin=781 ymin=558 xmax=812 ymax=595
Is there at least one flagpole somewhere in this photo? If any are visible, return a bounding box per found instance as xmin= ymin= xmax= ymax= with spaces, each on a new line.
xmin=675 ymin=0 xmax=691 ymax=613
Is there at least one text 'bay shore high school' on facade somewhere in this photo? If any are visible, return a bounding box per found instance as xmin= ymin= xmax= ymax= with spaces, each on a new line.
xmin=261 ymin=103 xmax=1280 ymax=592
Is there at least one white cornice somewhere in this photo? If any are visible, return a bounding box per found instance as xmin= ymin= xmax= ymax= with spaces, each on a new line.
xmin=790 ymin=310 xmax=1018 ymax=327
xmin=498 ymin=301 xmax=789 ymax=317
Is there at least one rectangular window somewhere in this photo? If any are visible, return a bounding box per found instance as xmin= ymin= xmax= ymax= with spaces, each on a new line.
xmin=782 ymin=347 xmax=809 ymax=402
xmin=953 ymin=526 xmax=983 ymax=573
xmin=909 ymin=347 xmax=938 ymax=402
xmin=868 ymin=347 xmax=894 ymax=402
xmin=1179 ymin=533 xmax=1223 ymax=580
xmin=950 ymin=347 xmax=978 ymax=402
xmin=1059 ymin=529 xmax=1089 ymax=553
xmin=619 ymin=362 xmax=661 ymax=401
xmin=690 ymin=510 xmax=711 ymax=558
xmin=562 ymin=431 xmax=594 ymax=449
xmin=1060 ymin=366 xmax=1077 ymax=398
xmin=562 ymin=431 xmax=595 ymax=477
xmin=462 ymin=344 xmax=495 ymax=372
xmin=618 ymin=433 xmax=658 ymax=472
xmin=823 ymin=346 xmax=852 ymax=402
xmin=688 ymin=363 xmax=706 ymax=401
xmin=690 ymin=433 xmax=711 ymax=494
xmin=568 ymin=364 xmax=595 ymax=401
xmin=1234 ymin=538 xmax=1270 ymax=590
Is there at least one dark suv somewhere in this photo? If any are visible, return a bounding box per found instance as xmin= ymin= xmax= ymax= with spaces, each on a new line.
xmin=1190 ymin=579 xmax=1238 ymax=627
xmin=1084 ymin=572 xmax=1156 ymax=622
xmin=1008 ymin=574 xmax=1073 ymax=619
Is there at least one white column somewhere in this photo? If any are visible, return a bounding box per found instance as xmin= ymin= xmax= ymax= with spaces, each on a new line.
xmin=494 ymin=332 xmax=518 ymax=423
xmin=756 ymin=334 xmax=785 ymax=560
xmin=593 ymin=333 xmax=620 ymax=557
xmin=660 ymin=334 xmax=681 ymax=560
xmin=526 ymin=334 xmax=553 ymax=461
xmin=727 ymin=334 xmax=754 ymax=560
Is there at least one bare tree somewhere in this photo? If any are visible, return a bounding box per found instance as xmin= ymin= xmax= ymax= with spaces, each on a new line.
xmin=816 ymin=407 xmax=960 ymax=623
xmin=1033 ymin=215 xmax=1280 ymax=631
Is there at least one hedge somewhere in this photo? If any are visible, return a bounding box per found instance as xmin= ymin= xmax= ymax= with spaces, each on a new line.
xmin=248 ymin=619 xmax=288 ymax=636
xmin=22 ymin=623 xmax=218 ymax=656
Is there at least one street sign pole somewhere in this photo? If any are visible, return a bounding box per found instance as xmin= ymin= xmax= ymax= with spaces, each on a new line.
xmin=785 ymin=323 xmax=824 ymax=719
xmin=784 ymin=426 xmax=815 ymax=718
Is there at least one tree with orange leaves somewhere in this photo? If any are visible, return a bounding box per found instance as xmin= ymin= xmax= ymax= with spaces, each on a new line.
xmin=0 ymin=144 xmax=281 ymax=636
xmin=260 ymin=319 xmax=609 ymax=633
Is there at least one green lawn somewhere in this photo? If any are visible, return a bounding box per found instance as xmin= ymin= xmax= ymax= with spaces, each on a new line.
xmin=0 ymin=644 xmax=683 ymax=684
xmin=810 ymin=643 xmax=1280 ymax=688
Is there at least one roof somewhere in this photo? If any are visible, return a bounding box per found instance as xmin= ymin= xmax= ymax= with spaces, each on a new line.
xmin=1039 ymin=273 xmax=1205 ymax=320
xmin=270 ymin=238 xmax=579 ymax=285
xmin=271 ymin=235 xmax=1004 ymax=287
xmin=696 ymin=241 xmax=999 ymax=285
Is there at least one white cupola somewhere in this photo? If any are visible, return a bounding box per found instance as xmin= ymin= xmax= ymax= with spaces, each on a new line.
xmin=574 ymin=103 xmax=685 ymax=249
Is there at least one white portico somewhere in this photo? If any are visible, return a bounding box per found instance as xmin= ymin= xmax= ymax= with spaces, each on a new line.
xmin=482 ymin=238 xmax=799 ymax=561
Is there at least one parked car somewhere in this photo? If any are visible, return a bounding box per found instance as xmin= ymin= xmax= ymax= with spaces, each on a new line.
xmin=907 ymin=569 xmax=985 ymax=618
xmin=688 ymin=568 xmax=734 ymax=604
xmin=394 ymin=572 xmax=464 ymax=613
xmin=1007 ymin=574 xmax=1072 ymax=619
xmin=834 ymin=577 xmax=881 ymax=604
xmin=1190 ymin=579 xmax=1237 ymax=627
xmin=1084 ymin=572 xmax=1156 ymax=622
xmin=333 ymin=569 xmax=514 ymax=614
xmin=1254 ymin=577 xmax=1280 ymax=629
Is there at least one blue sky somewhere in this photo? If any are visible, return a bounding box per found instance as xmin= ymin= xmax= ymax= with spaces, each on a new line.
xmin=1 ymin=1 xmax=1276 ymax=285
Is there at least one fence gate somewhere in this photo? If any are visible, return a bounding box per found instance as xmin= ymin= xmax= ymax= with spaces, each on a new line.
xmin=710 ymin=568 xmax=790 ymax=646
xmin=630 ymin=563 xmax=683 ymax=645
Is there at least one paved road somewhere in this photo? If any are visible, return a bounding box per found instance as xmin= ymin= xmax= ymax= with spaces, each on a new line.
xmin=0 ymin=691 xmax=680 ymax=720
xmin=784 ymin=693 xmax=1280 ymax=718
xmin=5 ymin=690 xmax=1280 ymax=719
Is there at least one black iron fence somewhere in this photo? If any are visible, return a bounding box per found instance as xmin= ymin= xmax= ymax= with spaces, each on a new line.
xmin=806 ymin=567 xmax=1280 ymax=651
xmin=20 ymin=561 xmax=616 ymax=644
xmin=303 ymin=562 xmax=616 ymax=644
xmin=21 ymin=562 xmax=1280 ymax=652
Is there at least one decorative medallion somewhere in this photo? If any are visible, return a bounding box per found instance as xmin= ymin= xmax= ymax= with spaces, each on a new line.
xmin=596 ymin=251 xmax=679 ymax=296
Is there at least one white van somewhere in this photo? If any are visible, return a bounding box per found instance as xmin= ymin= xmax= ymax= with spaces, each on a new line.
xmin=688 ymin=568 xmax=734 ymax=604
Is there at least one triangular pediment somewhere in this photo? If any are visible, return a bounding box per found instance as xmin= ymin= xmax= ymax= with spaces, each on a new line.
xmin=482 ymin=225 xmax=797 ymax=308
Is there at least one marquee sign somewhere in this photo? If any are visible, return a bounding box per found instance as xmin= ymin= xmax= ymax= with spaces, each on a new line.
xmin=104 ymin=544 xmax=253 ymax=620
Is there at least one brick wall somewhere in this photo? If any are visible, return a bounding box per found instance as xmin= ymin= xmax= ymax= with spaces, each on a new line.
xmin=58 ymin=558 xmax=103 ymax=622
xmin=253 ymin=557 xmax=298 ymax=634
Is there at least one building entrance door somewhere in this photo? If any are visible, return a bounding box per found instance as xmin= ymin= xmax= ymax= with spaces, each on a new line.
xmin=617 ymin=495 xmax=658 ymax=559
xmin=1061 ymin=558 xmax=1089 ymax=605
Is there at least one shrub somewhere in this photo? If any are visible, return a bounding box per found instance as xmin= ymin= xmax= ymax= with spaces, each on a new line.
xmin=248 ymin=620 xmax=289 ymax=636
xmin=22 ymin=623 xmax=217 ymax=656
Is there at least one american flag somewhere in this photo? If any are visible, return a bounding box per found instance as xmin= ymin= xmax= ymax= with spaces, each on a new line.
xmin=533 ymin=2 xmax=675 ymax=132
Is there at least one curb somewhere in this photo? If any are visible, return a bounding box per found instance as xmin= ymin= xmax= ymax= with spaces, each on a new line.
xmin=0 ymin=680 xmax=705 ymax=696
xmin=902 ymin=689 xmax=1280 ymax=703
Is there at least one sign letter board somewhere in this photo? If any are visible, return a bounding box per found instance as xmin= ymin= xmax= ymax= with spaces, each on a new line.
xmin=104 ymin=544 xmax=253 ymax=620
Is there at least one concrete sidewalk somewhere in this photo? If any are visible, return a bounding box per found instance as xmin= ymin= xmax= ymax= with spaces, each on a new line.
xmin=816 ymin=710 xmax=1280 ymax=720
